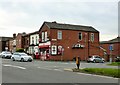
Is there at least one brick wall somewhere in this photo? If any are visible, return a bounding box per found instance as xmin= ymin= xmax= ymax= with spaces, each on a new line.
xmin=39 ymin=24 xmax=99 ymax=61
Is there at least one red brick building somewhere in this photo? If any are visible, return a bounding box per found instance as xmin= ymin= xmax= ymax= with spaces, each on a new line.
xmin=23 ymin=34 xmax=30 ymax=54
xmin=100 ymin=37 xmax=120 ymax=61
xmin=8 ymin=33 xmax=26 ymax=53
xmin=0 ymin=37 xmax=12 ymax=52
xmin=39 ymin=21 xmax=100 ymax=61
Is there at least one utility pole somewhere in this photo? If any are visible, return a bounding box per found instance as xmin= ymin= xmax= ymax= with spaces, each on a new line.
xmin=88 ymin=32 xmax=90 ymax=57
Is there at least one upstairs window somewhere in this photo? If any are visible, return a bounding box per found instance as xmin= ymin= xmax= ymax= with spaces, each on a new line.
xmin=42 ymin=32 xmax=45 ymax=42
xmin=79 ymin=32 xmax=82 ymax=40
xmin=36 ymin=36 xmax=38 ymax=44
xmin=45 ymin=31 xmax=48 ymax=41
xmin=32 ymin=37 xmax=34 ymax=44
xmin=58 ymin=31 xmax=62 ymax=40
xmin=91 ymin=33 xmax=94 ymax=42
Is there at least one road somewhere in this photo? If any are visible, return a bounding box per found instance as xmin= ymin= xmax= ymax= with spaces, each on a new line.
xmin=1 ymin=59 xmax=119 ymax=84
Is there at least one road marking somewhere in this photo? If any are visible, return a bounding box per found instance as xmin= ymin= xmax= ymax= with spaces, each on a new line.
xmin=77 ymin=73 xmax=118 ymax=79
xmin=3 ymin=64 xmax=26 ymax=70
xmin=38 ymin=67 xmax=63 ymax=72
xmin=37 ymin=67 xmax=52 ymax=71
xmin=54 ymin=69 xmax=63 ymax=72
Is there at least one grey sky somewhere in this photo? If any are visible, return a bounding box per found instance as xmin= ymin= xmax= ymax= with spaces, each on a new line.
xmin=0 ymin=0 xmax=119 ymax=41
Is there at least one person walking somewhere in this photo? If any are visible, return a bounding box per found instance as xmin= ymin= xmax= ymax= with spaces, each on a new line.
xmin=76 ymin=56 xmax=80 ymax=69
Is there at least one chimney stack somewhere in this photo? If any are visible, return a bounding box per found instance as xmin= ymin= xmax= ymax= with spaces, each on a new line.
xmin=13 ymin=33 xmax=16 ymax=39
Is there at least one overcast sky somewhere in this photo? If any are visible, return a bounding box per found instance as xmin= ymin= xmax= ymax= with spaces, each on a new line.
xmin=0 ymin=0 xmax=119 ymax=41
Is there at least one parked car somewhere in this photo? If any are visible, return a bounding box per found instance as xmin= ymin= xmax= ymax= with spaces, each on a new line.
xmin=11 ymin=52 xmax=33 ymax=62
xmin=87 ymin=55 xmax=105 ymax=63
xmin=0 ymin=51 xmax=12 ymax=59
xmin=115 ymin=56 xmax=120 ymax=62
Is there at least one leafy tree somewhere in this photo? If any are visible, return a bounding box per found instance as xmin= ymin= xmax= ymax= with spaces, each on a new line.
xmin=16 ymin=48 xmax=24 ymax=52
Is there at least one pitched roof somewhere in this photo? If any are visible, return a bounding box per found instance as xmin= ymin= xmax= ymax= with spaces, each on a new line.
xmin=100 ymin=37 xmax=120 ymax=44
xmin=23 ymin=31 xmax=39 ymax=37
xmin=44 ymin=21 xmax=99 ymax=32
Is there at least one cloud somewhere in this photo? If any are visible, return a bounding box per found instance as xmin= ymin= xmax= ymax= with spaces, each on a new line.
xmin=0 ymin=0 xmax=119 ymax=41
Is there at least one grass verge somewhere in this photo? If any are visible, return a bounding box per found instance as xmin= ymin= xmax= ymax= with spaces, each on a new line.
xmin=107 ymin=62 xmax=120 ymax=66
xmin=72 ymin=68 xmax=120 ymax=78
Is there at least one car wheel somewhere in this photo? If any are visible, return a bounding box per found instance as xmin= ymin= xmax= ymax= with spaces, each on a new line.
xmin=93 ymin=60 xmax=96 ymax=63
xmin=29 ymin=60 xmax=32 ymax=62
xmin=102 ymin=60 xmax=105 ymax=63
xmin=12 ymin=57 xmax=15 ymax=61
xmin=20 ymin=58 xmax=24 ymax=62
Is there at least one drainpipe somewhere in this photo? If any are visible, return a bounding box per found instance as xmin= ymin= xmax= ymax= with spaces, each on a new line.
xmin=88 ymin=32 xmax=90 ymax=57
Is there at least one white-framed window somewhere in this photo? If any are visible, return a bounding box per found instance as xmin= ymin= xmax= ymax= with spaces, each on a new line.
xmin=91 ymin=33 xmax=94 ymax=42
xmin=36 ymin=36 xmax=38 ymax=44
xmin=45 ymin=31 xmax=48 ymax=41
xmin=51 ymin=45 xmax=57 ymax=55
xmin=79 ymin=32 xmax=82 ymax=40
xmin=32 ymin=37 xmax=34 ymax=44
xmin=42 ymin=32 xmax=45 ymax=42
xmin=58 ymin=31 xmax=62 ymax=40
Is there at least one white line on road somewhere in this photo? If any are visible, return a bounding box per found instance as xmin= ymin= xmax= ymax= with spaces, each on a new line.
xmin=37 ymin=67 xmax=53 ymax=71
xmin=38 ymin=67 xmax=63 ymax=72
xmin=3 ymin=64 xmax=26 ymax=70
xmin=77 ymin=73 xmax=118 ymax=79
xmin=54 ymin=69 xmax=63 ymax=72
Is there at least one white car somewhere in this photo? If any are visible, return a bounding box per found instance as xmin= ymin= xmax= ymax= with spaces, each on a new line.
xmin=0 ymin=51 xmax=12 ymax=59
xmin=87 ymin=55 xmax=105 ymax=63
xmin=11 ymin=52 xmax=33 ymax=62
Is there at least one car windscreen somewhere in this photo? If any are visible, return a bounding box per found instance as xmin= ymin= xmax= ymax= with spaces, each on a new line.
xmin=19 ymin=53 xmax=28 ymax=56
xmin=5 ymin=52 xmax=11 ymax=54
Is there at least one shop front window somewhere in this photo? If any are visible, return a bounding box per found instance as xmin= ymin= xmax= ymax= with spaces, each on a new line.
xmin=51 ymin=45 xmax=57 ymax=55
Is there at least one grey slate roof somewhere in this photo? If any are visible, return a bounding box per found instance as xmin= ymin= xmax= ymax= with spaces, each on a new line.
xmin=44 ymin=21 xmax=99 ymax=32
xmin=100 ymin=37 xmax=120 ymax=44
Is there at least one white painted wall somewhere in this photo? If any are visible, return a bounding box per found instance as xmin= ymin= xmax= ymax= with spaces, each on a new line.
xmin=29 ymin=34 xmax=39 ymax=54
xmin=30 ymin=34 xmax=39 ymax=45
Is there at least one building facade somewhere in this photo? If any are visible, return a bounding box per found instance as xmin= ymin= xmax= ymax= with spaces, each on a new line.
xmin=23 ymin=34 xmax=30 ymax=54
xmin=0 ymin=37 xmax=12 ymax=52
xmin=29 ymin=31 xmax=39 ymax=55
xmin=100 ymin=37 xmax=120 ymax=61
xmin=39 ymin=22 xmax=100 ymax=61
xmin=8 ymin=33 xmax=26 ymax=53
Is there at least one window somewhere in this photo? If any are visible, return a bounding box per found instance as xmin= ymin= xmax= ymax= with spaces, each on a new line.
xmin=36 ymin=36 xmax=38 ymax=44
xmin=58 ymin=31 xmax=62 ymax=40
xmin=79 ymin=32 xmax=82 ymax=40
xmin=42 ymin=32 xmax=45 ymax=42
xmin=32 ymin=37 xmax=34 ymax=44
xmin=91 ymin=33 xmax=94 ymax=42
xmin=51 ymin=45 xmax=57 ymax=55
xmin=45 ymin=32 xmax=47 ymax=41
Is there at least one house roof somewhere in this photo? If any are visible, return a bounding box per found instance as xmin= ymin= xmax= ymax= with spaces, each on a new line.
xmin=43 ymin=21 xmax=99 ymax=32
xmin=100 ymin=37 xmax=120 ymax=44
xmin=23 ymin=31 xmax=39 ymax=37
xmin=0 ymin=37 xmax=13 ymax=41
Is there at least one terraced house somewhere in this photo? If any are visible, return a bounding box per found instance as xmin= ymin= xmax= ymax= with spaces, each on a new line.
xmin=100 ymin=37 xmax=120 ymax=61
xmin=38 ymin=21 xmax=100 ymax=61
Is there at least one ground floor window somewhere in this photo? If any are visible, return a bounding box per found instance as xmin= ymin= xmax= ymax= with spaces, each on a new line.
xmin=51 ymin=45 xmax=57 ymax=55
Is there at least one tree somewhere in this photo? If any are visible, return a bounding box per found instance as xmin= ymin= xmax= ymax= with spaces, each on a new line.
xmin=16 ymin=48 xmax=24 ymax=52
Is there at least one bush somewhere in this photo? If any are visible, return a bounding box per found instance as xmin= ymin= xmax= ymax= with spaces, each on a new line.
xmin=16 ymin=48 xmax=24 ymax=52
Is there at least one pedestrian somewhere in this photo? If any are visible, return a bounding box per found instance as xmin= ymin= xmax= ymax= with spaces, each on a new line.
xmin=76 ymin=56 xmax=80 ymax=69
